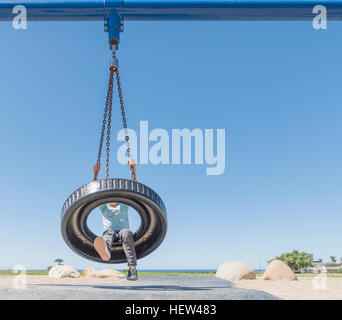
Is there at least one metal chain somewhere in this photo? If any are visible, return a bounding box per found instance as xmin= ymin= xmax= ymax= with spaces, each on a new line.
xmin=94 ymin=67 xmax=115 ymax=180
xmin=93 ymin=58 xmax=135 ymax=181
xmin=105 ymin=67 xmax=115 ymax=178
xmin=114 ymin=67 xmax=132 ymax=158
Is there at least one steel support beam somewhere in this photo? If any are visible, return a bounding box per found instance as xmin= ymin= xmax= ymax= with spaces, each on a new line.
xmin=1 ymin=1 xmax=342 ymax=21
xmin=1 ymin=1 xmax=340 ymax=50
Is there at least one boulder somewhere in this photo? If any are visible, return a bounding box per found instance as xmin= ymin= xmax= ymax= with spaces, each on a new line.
xmin=83 ymin=267 xmax=123 ymax=278
xmin=48 ymin=265 xmax=80 ymax=278
xmin=216 ymin=261 xmax=256 ymax=281
xmin=83 ymin=267 xmax=96 ymax=278
xmin=262 ymin=260 xmax=297 ymax=281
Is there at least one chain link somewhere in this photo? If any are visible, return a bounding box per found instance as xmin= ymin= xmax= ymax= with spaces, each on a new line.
xmin=94 ymin=57 xmax=134 ymax=181
xmin=94 ymin=67 xmax=115 ymax=180
xmin=105 ymin=67 xmax=115 ymax=178
xmin=114 ymin=67 xmax=132 ymax=158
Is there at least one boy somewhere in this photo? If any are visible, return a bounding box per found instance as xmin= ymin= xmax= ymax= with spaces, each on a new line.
xmin=94 ymin=202 xmax=138 ymax=281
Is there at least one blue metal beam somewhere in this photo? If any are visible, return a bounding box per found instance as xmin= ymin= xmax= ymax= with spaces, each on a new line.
xmin=2 ymin=1 xmax=340 ymax=50
xmin=1 ymin=1 xmax=342 ymax=21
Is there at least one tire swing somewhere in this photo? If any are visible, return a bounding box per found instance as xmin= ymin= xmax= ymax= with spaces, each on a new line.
xmin=61 ymin=56 xmax=168 ymax=264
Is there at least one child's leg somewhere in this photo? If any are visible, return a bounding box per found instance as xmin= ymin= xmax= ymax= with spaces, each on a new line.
xmin=94 ymin=230 xmax=116 ymax=261
xmin=118 ymin=229 xmax=137 ymax=267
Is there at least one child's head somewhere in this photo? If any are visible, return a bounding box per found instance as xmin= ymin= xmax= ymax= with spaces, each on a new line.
xmin=108 ymin=202 xmax=118 ymax=209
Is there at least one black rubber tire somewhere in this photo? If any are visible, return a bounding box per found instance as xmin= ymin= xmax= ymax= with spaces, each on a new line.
xmin=61 ymin=178 xmax=167 ymax=264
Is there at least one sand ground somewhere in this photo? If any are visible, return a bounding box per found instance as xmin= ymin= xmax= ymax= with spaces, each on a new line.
xmin=0 ymin=275 xmax=341 ymax=300
xmin=234 ymin=277 xmax=342 ymax=300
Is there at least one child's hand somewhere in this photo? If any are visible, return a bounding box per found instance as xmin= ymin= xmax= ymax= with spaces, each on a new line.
xmin=128 ymin=158 xmax=137 ymax=181
xmin=93 ymin=163 xmax=101 ymax=180
xmin=128 ymin=158 xmax=136 ymax=167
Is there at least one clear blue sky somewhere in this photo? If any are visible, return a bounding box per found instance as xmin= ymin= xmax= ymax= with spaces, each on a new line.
xmin=0 ymin=18 xmax=341 ymax=271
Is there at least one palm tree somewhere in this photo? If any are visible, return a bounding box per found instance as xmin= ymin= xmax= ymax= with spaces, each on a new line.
xmin=54 ymin=258 xmax=64 ymax=266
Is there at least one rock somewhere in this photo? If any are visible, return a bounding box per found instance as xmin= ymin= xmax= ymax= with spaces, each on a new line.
xmin=83 ymin=267 xmax=96 ymax=278
xmin=262 ymin=260 xmax=297 ymax=281
xmin=48 ymin=265 xmax=80 ymax=278
xmin=216 ymin=261 xmax=256 ymax=281
xmin=83 ymin=267 xmax=123 ymax=278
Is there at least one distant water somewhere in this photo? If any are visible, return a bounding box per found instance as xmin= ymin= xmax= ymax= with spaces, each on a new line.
xmin=136 ymin=269 xmax=265 ymax=273
xmin=137 ymin=269 xmax=216 ymax=273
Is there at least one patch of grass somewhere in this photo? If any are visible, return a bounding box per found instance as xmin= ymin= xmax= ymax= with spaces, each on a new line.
xmin=122 ymin=271 xmax=216 ymax=277
xmin=0 ymin=270 xmax=48 ymax=276
xmin=2 ymin=270 xmax=341 ymax=278
xmin=0 ymin=270 xmax=216 ymax=277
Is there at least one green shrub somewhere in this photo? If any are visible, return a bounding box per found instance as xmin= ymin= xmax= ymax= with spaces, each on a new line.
xmin=270 ymin=250 xmax=313 ymax=272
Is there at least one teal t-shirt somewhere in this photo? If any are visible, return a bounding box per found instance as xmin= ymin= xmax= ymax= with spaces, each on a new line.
xmin=99 ymin=203 xmax=129 ymax=231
